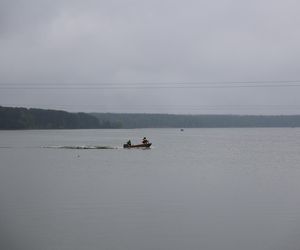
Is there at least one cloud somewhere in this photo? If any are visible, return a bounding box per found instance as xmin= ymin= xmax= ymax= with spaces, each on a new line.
xmin=1 ymin=0 xmax=300 ymax=113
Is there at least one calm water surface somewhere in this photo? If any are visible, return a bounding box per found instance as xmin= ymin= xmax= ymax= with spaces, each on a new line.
xmin=0 ymin=128 xmax=300 ymax=250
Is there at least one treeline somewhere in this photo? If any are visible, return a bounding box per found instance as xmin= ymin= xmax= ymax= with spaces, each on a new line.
xmin=1 ymin=106 xmax=300 ymax=129
xmin=0 ymin=106 xmax=119 ymax=129
xmin=92 ymin=113 xmax=300 ymax=128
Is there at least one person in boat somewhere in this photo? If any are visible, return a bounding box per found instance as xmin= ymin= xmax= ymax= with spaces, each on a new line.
xmin=142 ymin=137 xmax=149 ymax=144
xmin=127 ymin=140 xmax=131 ymax=146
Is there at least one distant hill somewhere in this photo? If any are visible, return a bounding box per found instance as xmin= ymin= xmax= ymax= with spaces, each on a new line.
xmin=92 ymin=113 xmax=300 ymax=128
xmin=0 ymin=106 xmax=117 ymax=129
xmin=1 ymin=106 xmax=300 ymax=129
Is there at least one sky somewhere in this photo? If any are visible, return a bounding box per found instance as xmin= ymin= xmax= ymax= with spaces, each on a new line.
xmin=1 ymin=0 xmax=300 ymax=114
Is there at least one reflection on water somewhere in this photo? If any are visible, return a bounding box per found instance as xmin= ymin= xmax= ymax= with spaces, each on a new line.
xmin=0 ymin=128 xmax=300 ymax=250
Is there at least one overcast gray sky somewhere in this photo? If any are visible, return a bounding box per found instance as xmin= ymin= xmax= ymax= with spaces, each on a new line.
xmin=1 ymin=0 xmax=300 ymax=114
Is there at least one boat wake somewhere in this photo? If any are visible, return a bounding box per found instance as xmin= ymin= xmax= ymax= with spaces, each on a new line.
xmin=42 ymin=145 xmax=119 ymax=150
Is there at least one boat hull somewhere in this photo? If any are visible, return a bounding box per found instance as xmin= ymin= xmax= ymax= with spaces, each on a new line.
xmin=123 ymin=143 xmax=152 ymax=148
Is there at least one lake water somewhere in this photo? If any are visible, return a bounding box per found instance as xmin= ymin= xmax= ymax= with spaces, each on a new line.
xmin=0 ymin=128 xmax=300 ymax=250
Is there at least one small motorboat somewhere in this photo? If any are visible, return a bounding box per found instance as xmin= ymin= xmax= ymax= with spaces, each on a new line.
xmin=123 ymin=143 xmax=152 ymax=149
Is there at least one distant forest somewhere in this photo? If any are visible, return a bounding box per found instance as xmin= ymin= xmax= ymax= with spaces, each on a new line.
xmin=0 ymin=106 xmax=118 ymax=129
xmin=92 ymin=113 xmax=300 ymax=128
xmin=1 ymin=106 xmax=300 ymax=129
